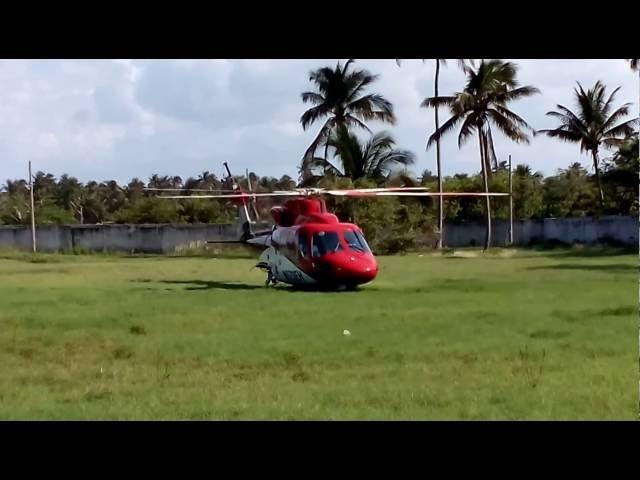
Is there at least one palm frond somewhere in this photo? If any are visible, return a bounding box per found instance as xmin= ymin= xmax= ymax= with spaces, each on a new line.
xmin=603 ymin=118 xmax=639 ymax=138
xmin=602 ymin=86 xmax=622 ymax=117
xmin=483 ymin=125 xmax=498 ymax=171
xmin=496 ymin=85 xmax=541 ymax=103
xmin=368 ymin=149 xmax=415 ymax=181
xmin=300 ymin=104 xmax=330 ymax=130
xmin=427 ymin=114 xmax=464 ymax=149
xmin=421 ymin=96 xmax=456 ymax=109
xmin=487 ymin=109 xmax=530 ymax=144
xmin=457 ymin=115 xmax=477 ymax=148
xmin=301 ymin=118 xmax=336 ymax=165
xmin=301 ymin=92 xmax=325 ymax=105
xmin=367 ymin=131 xmax=395 ymax=151
xmin=347 ymin=94 xmax=396 ymax=124
xmin=328 ymin=125 xmax=363 ymax=179
xmin=538 ymin=126 xmax=583 ymax=144
xmin=544 ymin=106 xmax=589 ymax=137
xmin=601 ymin=138 xmax=627 ymax=149
xmin=492 ymin=105 xmax=536 ymax=133
xmin=297 ymin=175 xmax=324 ymax=188
xmin=342 ymin=59 xmax=355 ymax=75
xmin=307 ymin=157 xmax=344 ymax=177
xmin=344 ymin=74 xmax=379 ymax=104
xmin=344 ymin=114 xmax=373 ymax=133
xmin=601 ymin=104 xmax=633 ymax=132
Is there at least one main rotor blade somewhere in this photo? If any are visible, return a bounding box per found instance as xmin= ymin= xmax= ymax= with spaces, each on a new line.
xmin=335 ymin=187 xmax=430 ymax=193
xmin=157 ymin=192 xmax=303 ymax=199
xmin=144 ymin=188 xmax=237 ymax=193
xmin=325 ymin=191 xmax=509 ymax=197
xmin=268 ymin=187 xmax=429 ymax=195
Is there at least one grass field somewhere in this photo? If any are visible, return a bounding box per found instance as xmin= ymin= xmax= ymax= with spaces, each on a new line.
xmin=0 ymin=247 xmax=636 ymax=419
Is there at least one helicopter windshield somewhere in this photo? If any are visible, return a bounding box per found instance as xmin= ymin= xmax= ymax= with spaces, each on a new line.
xmin=312 ymin=231 xmax=342 ymax=257
xmin=344 ymin=230 xmax=371 ymax=254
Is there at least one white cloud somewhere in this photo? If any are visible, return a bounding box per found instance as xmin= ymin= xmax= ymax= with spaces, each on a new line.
xmin=0 ymin=59 xmax=636 ymax=185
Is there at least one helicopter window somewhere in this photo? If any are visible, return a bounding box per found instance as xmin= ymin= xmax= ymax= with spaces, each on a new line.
xmin=312 ymin=231 xmax=342 ymax=257
xmin=344 ymin=230 xmax=371 ymax=253
xmin=297 ymin=232 xmax=310 ymax=258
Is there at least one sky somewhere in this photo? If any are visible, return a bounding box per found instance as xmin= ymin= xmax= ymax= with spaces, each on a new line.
xmin=1 ymin=59 xmax=637 ymax=185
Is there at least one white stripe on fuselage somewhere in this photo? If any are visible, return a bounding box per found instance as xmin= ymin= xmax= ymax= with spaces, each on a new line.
xmin=259 ymin=246 xmax=316 ymax=285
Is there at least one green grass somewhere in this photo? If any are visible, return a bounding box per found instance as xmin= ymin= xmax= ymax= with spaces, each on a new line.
xmin=0 ymin=247 xmax=636 ymax=419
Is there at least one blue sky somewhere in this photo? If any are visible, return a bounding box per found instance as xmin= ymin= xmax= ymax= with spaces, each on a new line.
xmin=1 ymin=59 xmax=637 ymax=184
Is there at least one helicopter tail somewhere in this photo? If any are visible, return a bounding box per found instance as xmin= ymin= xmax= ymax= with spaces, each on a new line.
xmin=204 ymin=162 xmax=272 ymax=247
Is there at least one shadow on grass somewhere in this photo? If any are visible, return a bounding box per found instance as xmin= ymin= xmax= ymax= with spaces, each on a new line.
xmin=527 ymin=246 xmax=636 ymax=258
xmin=527 ymin=263 xmax=637 ymax=273
xmin=136 ymin=279 xmax=363 ymax=293
xmin=157 ymin=280 xmax=264 ymax=291
xmin=121 ymin=253 xmax=256 ymax=260
xmin=438 ymin=246 xmax=636 ymax=260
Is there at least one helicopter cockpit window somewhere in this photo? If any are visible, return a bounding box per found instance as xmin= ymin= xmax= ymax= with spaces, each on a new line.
xmin=297 ymin=232 xmax=310 ymax=258
xmin=312 ymin=231 xmax=342 ymax=257
xmin=344 ymin=230 xmax=371 ymax=253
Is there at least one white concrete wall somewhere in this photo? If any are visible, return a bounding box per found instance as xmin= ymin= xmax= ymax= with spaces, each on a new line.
xmin=443 ymin=216 xmax=638 ymax=247
xmin=0 ymin=223 xmax=251 ymax=253
xmin=0 ymin=216 xmax=636 ymax=252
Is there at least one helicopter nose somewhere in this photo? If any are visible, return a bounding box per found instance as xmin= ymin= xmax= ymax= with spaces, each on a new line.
xmin=331 ymin=254 xmax=378 ymax=284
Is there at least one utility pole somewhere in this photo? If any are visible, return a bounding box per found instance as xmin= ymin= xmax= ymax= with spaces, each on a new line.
xmin=508 ymin=154 xmax=513 ymax=246
xmin=28 ymin=161 xmax=36 ymax=253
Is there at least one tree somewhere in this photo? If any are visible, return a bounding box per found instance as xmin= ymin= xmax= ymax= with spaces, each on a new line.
xmin=32 ymin=172 xmax=57 ymax=206
xmin=543 ymin=163 xmax=599 ymax=218
xmin=193 ymin=171 xmax=221 ymax=190
xmin=98 ymin=180 xmax=127 ymax=216
xmin=0 ymin=180 xmax=30 ymax=224
xmin=602 ymin=134 xmax=639 ymax=214
xmin=82 ymin=181 xmax=107 ymax=223
xmin=55 ymin=174 xmax=85 ymax=223
xmin=511 ymin=164 xmax=544 ymax=218
xmin=441 ymin=173 xmax=485 ymax=221
xmin=422 ymin=59 xmax=539 ymax=249
xmin=125 ymin=178 xmax=146 ymax=203
xmin=299 ymin=59 xmax=396 ymax=176
xmin=539 ymin=81 xmax=638 ymax=208
xmin=148 ymin=175 xmax=182 ymax=190
xmin=308 ymin=125 xmax=415 ymax=183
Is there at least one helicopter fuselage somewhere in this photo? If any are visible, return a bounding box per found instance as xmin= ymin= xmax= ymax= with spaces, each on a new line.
xmin=256 ymin=221 xmax=378 ymax=288
xmin=250 ymin=197 xmax=378 ymax=288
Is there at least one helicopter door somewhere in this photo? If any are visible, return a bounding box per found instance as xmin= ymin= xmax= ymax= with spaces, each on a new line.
xmin=297 ymin=231 xmax=312 ymax=268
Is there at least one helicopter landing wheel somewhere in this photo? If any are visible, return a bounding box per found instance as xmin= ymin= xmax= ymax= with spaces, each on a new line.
xmin=265 ymin=270 xmax=277 ymax=287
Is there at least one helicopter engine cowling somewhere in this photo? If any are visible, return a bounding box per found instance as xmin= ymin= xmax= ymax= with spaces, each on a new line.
xmin=270 ymin=206 xmax=294 ymax=226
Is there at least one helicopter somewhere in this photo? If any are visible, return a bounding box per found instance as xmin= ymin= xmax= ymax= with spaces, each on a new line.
xmin=147 ymin=163 xmax=508 ymax=289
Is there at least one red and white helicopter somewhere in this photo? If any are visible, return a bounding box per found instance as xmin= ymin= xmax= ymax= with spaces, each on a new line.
xmin=148 ymin=163 xmax=508 ymax=290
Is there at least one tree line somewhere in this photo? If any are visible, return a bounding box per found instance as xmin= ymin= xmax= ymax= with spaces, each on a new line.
xmin=0 ymin=150 xmax=635 ymax=226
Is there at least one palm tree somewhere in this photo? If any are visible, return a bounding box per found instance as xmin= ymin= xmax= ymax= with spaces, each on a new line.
xmin=628 ymin=59 xmax=639 ymax=124
xmin=397 ymin=59 xmax=474 ymax=249
xmin=197 ymin=171 xmax=221 ymax=190
xmin=538 ymin=81 xmax=638 ymax=207
xmin=300 ymin=59 xmax=396 ymax=175
xmin=422 ymin=60 xmax=539 ymax=250
xmin=308 ymin=125 xmax=415 ymax=183
xmin=3 ymin=179 xmax=28 ymax=196
xmin=32 ymin=172 xmax=57 ymax=205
